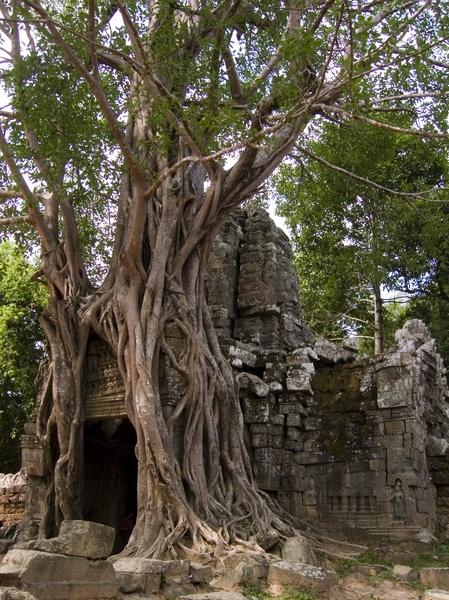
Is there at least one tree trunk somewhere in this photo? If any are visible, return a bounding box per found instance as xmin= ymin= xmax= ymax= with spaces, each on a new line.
xmin=373 ymin=284 xmax=384 ymax=355
xmin=36 ymin=160 xmax=290 ymax=559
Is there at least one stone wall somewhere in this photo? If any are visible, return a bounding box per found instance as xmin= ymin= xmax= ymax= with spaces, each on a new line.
xmin=16 ymin=207 xmax=449 ymax=545
xmin=0 ymin=473 xmax=26 ymax=532
xmin=208 ymin=208 xmax=449 ymax=543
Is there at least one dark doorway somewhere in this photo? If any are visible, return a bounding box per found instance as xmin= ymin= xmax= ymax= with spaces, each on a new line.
xmin=83 ymin=418 xmax=137 ymax=550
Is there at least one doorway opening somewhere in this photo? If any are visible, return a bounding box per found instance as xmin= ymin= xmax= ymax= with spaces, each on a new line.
xmin=83 ymin=418 xmax=137 ymax=551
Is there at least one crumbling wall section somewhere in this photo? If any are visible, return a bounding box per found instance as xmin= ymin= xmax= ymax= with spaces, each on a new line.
xmin=0 ymin=473 xmax=26 ymax=532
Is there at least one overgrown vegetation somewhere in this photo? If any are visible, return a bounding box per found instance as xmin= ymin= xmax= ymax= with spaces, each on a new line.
xmin=0 ymin=241 xmax=47 ymax=472
xmin=275 ymin=120 xmax=449 ymax=357
xmin=243 ymin=584 xmax=317 ymax=600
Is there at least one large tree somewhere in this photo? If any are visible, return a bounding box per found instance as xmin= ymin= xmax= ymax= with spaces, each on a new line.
xmin=0 ymin=0 xmax=447 ymax=558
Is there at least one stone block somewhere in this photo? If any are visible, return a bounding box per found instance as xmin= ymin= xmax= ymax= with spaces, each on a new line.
xmin=189 ymin=562 xmax=212 ymax=583
xmin=286 ymin=427 xmax=301 ymax=442
xmin=386 ymin=447 xmax=413 ymax=473
xmin=113 ymin=557 xmax=164 ymax=594
xmin=281 ymin=536 xmax=316 ymax=565
xmin=20 ymin=446 xmax=46 ymax=478
xmin=271 ymin=414 xmax=285 ymax=426
xmin=210 ymin=561 xmax=260 ymax=590
xmin=393 ymin=564 xmax=416 ymax=581
xmin=0 ymin=588 xmax=39 ymax=600
xmin=286 ymin=414 xmax=302 ymax=427
xmin=0 ymin=549 xmax=119 ymax=600
xmin=224 ymin=553 xmax=270 ymax=580
xmin=251 ymin=433 xmax=271 ymax=447
xmin=115 ymin=570 xmax=146 ymax=593
xmin=161 ymin=559 xmax=190 ymax=578
xmin=314 ymin=339 xmax=340 ymax=364
xmin=268 ymin=561 xmax=339 ymax=594
xmin=286 ymin=371 xmax=313 ymax=393
xmin=34 ymin=520 xmax=115 ymax=559
xmin=279 ymin=403 xmax=302 ymax=415
xmin=273 ymin=435 xmax=283 ymax=448
xmin=236 ymin=372 xmax=269 ymax=397
xmin=420 ymin=568 xmax=449 ymax=590
xmin=385 ymin=420 xmax=406 ymax=435
xmin=423 ymin=591 xmax=449 ymax=600
xmin=178 ymin=593 xmax=247 ymax=600
xmin=250 ymin=424 xmax=272 ymax=434
xmin=242 ymin=398 xmax=270 ymax=423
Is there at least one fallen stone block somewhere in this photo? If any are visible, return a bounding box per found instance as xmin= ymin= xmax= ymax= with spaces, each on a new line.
xmin=223 ymin=553 xmax=271 ymax=581
xmin=281 ymin=535 xmax=316 ymax=565
xmin=393 ymin=564 xmax=416 ymax=581
xmin=268 ymin=560 xmax=339 ymax=595
xmin=423 ymin=590 xmax=449 ymax=600
xmin=189 ymin=562 xmax=213 ymax=583
xmin=210 ymin=562 xmax=259 ymax=591
xmin=112 ymin=557 xmax=163 ymax=594
xmin=34 ymin=520 xmax=115 ymax=559
xmin=161 ymin=558 xmax=190 ymax=579
xmin=0 ymin=549 xmax=119 ymax=600
xmin=421 ymin=568 xmax=449 ymax=590
xmin=178 ymin=592 xmax=248 ymax=600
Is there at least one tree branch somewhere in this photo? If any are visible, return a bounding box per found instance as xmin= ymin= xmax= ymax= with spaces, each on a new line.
xmin=0 ymin=189 xmax=22 ymax=199
xmin=88 ymin=0 xmax=100 ymax=82
xmin=293 ymin=143 xmax=445 ymax=200
xmin=313 ymin=104 xmax=449 ymax=138
xmin=0 ymin=215 xmax=31 ymax=226
xmin=22 ymin=0 xmax=146 ymax=186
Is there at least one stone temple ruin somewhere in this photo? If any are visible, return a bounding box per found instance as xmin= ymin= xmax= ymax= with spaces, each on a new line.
xmin=12 ymin=207 xmax=449 ymax=546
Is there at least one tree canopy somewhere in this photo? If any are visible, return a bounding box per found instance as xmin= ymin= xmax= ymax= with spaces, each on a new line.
xmin=0 ymin=241 xmax=47 ymax=473
xmin=275 ymin=118 xmax=448 ymax=354
xmin=0 ymin=0 xmax=448 ymax=558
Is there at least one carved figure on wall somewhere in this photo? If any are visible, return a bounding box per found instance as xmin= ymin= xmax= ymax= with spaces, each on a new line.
xmin=392 ymin=478 xmax=406 ymax=521
xmin=305 ymin=476 xmax=317 ymax=505
xmin=304 ymin=476 xmax=318 ymax=517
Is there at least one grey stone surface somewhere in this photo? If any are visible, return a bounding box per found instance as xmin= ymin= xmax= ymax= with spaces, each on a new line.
xmin=189 ymin=562 xmax=213 ymax=584
xmin=423 ymin=591 xmax=449 ymax=600
xmin=281 ymin=536 xmax=316 ymax=565
xmin=223 ymin=553 xmax=270 ymax=582
xmin=0 ymin=588 xmax=39 ymax=600
xmin=210 ymin=562 xmax=259 ymax=590
xmin=178 ymin=593 xmax=247 ymax=600
xmin=0 ymin=549 xmax=119 ymax=600
xmin=268 ymin=560 xmax=339 ymax=594
xmin=34 ymin=520 xmax=115 ymax=559
xmin=393 ymin=564 xmax=415 ymax=580
xmin=421 ymin=568 xmax=449 ymax=591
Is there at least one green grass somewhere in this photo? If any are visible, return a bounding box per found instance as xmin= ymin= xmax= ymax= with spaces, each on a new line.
xmin=242 ymin=584 xmax=317 ymax=600
xmin=323 ymin=549 xmax=392 ymax=579
xmin=409 ymin=543 xmax=449 ymax=570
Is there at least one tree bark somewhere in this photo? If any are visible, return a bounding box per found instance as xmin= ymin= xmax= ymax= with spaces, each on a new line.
xmin=373 ymin=284 xmax=384 ymax=355
xmin=34 ymin=156 xmax=291 ymax=559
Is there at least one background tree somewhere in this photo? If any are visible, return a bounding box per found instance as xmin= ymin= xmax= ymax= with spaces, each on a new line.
xmin=386 ymin=196 xmax=449 ymax=365
xmin=0 ymin=0 xmax=447 ymax=558
xmin=0 ymin=241 xmax=47 ymax=473
xmin=275 ymin=119 xmax=448 ymax=355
